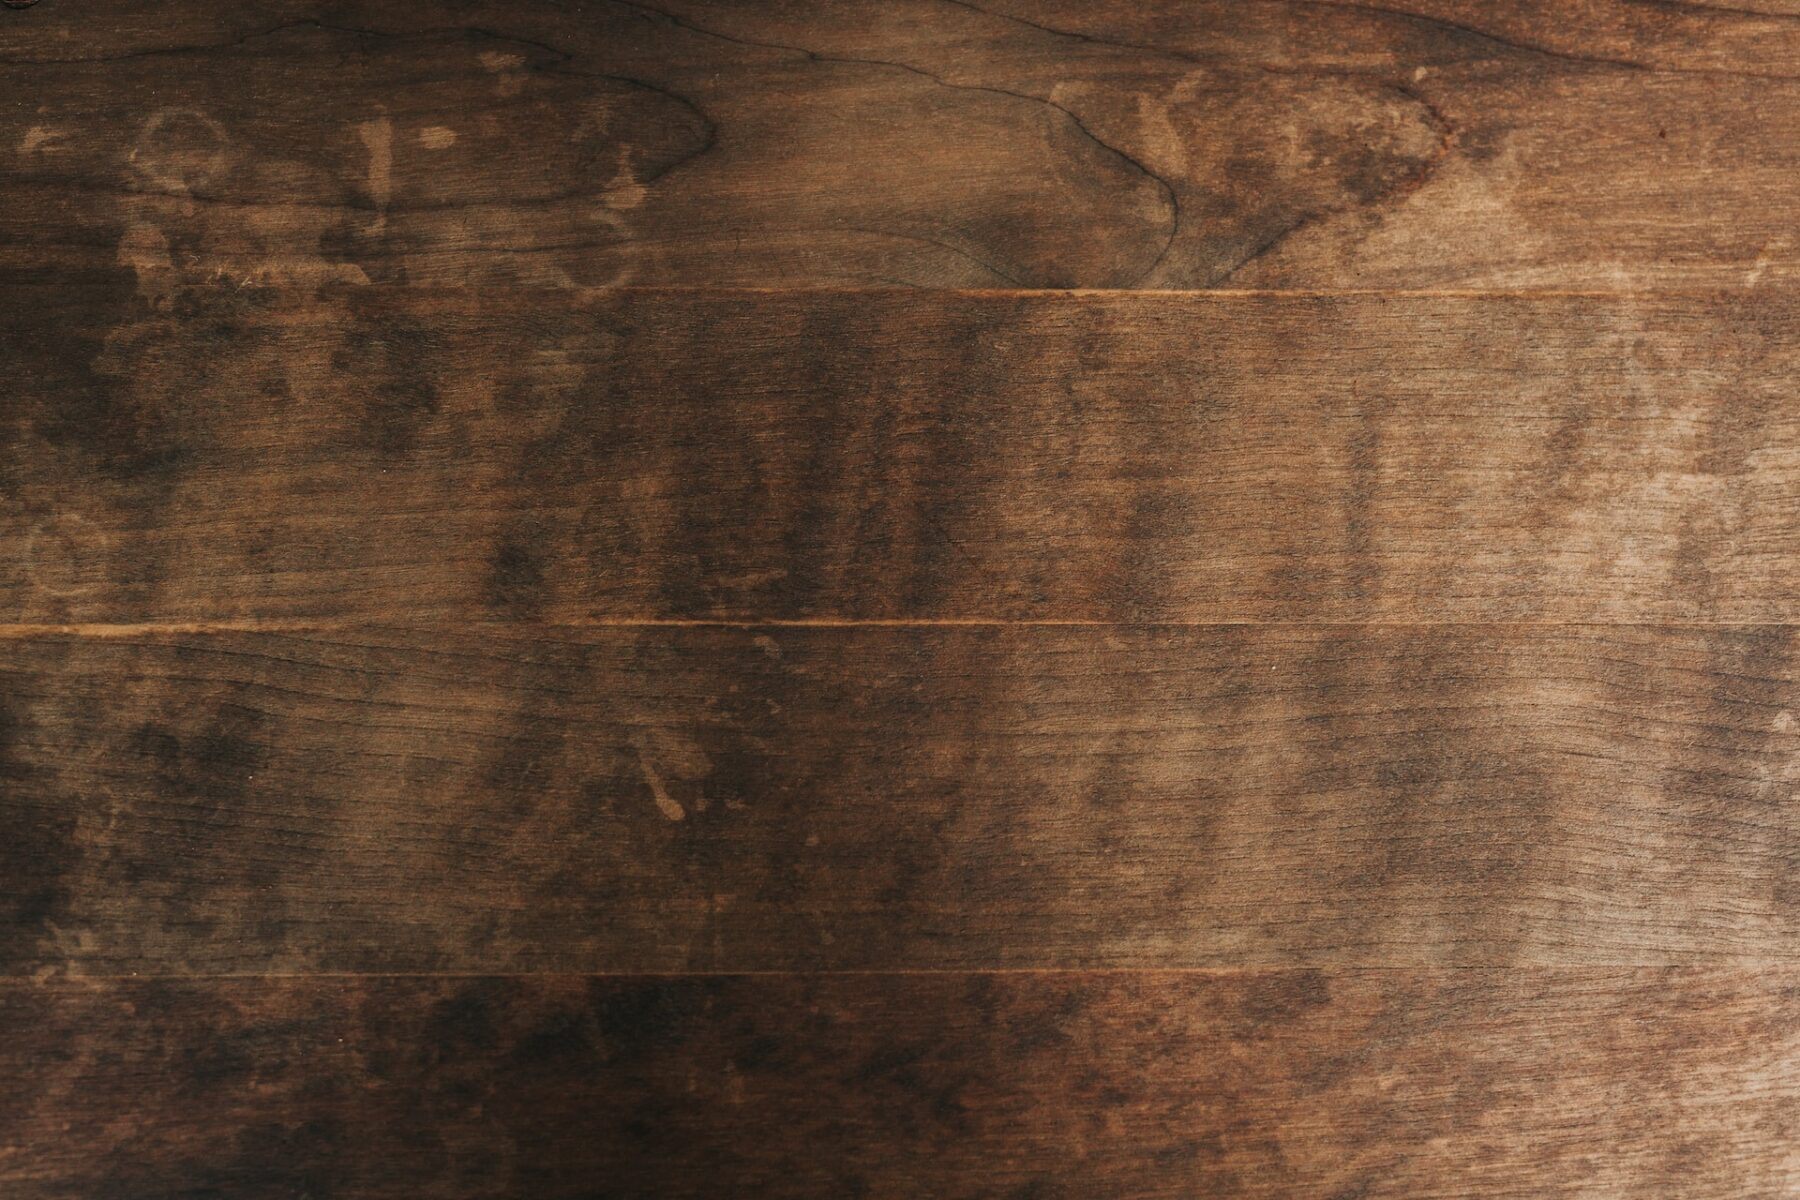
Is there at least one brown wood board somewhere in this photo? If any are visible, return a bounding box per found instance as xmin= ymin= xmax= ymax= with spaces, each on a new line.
xmin=10 ymin=286 xmax=1800 ymax=625
xmin=6 ymin=623 xmax=1800 ymax=974
xmin=4 ymin=970 xmax=1796 ymax=1198
xmin=4 ymin=0 xmax=1800 ymax=288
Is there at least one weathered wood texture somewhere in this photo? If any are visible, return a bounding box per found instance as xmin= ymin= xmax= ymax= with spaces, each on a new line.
xmin=6 ymin=0 xmax=1800 ymax=288
xmin=4 ymin=971 xmax=1797 ymax=1198
xmin=7 ymin=623 xmax=1800 ymax=974
xmin=12 ymin=2 xmax=1800 ymax=1192
xmin=10 ymin=287 xmax=1800 ymax=624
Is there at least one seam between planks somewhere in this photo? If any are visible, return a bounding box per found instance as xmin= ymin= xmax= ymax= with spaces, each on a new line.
xmin=16 ymin=619 xmax=1800 ymax=637
xmin=13 ymin=284 xmax=1800 ymax=300
xmin=4 ymin=966 xmax=1793 ymax=984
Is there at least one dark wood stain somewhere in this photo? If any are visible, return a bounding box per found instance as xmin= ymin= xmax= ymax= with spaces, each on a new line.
xmin=3 ymin=971 xmax=1797 ymax=1198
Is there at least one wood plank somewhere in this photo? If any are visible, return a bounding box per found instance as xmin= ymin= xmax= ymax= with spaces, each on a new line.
xmin=4 ymin=970 xmax=1796 ymax=1198
xmin=10 ymin=286 xmax=1800 ymax=624
xmin=6 ymin=0 xmax=1800 ymax=288
xmin=7 ymin=623 xmax=1800 ymax=974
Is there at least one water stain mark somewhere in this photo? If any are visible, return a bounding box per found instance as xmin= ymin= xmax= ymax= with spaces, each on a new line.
xmin=357 ymin=115 xmax=393 ymax=236
xmin=635 ymin=742 xmax=687 ymax=822
xmin=130 ymin=108 xmax=231 ymax=193
xmin=21 ymin=513 xmax=98 ymax=599
xmin=18 ymin=125 xmax=63 ymax=154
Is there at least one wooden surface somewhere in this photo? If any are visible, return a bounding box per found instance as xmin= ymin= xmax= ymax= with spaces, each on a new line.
xmin=12 ymin=287 xmax=1800 ymax=623
xmin=7 ymin=623 xmax=1800 ymax=973
xmin=11 ymin=0 xmax=1800 ymax=288
xmin=7 ymin=0 xmax=1800 ymax=1196
xmin=6 ymin=971 xmax=1798 ymax=1199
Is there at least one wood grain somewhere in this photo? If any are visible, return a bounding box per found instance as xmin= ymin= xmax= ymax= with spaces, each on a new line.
xmin=7 ymin=0 xmax=1800 ymax=288
xmin=9 ymin=286 xmax=1800 ymax=624
xmin=15 ymin=0 xmax=1800 ymax=1193
xmin=5 ymin=970 xmax=1797 ymax=1198
xmin=7 ymin=623 xmax=1800 ymax=974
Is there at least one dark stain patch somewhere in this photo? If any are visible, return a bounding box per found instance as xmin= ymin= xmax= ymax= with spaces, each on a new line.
xmin=844 ymin=1031 xmax=978 ymax=1140
xmin=215 ymin=1118 xmax=350 ymax=1199
xmin=329 ymin=318 xmax=445 ymax=457
xmin=178 ymin=1023 xmax=287 ymax=1092
xmin=129 ymin=722 xmax=183 ymax=773
xmin=94 ymin=1113 xmax=350 ymax=1200
xmin=851 ymin=1041 xmax=932 ymax=1085
xmin=0 ymin=695 xmax=31 ymax=783
xmin=483 ymin=527 xmax=549 ymax=617
xmin=129 ymin=707 xmax=270 ymax=808
xmin=1237 ymin=970 xmax=1332 ymax=1030
xmin=79 ymin=683 xmax=348 ymax=970
xmin=7 ymin=286 xmax=259 ymax=617
xmin=508 ymin=1007 xmax=601 ymax=1073
xmin=26 ymin=306 xmax=219 ymax=488
xmin=363 ymin=377 xmax=443 ymax=458
xmin=1312 ymin=124 xmax=1432 ymax=208
xmin=735 ymin=1032 xmax=787 ymax=1072
xmin=962 ymin=974 xmax=1000 ymax=1023
xmin=508 ymin=977 xmax=711 ymax=1077
xmin=1456 ymin=125 xmax=1506 ymax=164
xmin=34 ymin=374 xmax=194 ymax=483
xmin=0 ymin=694 xmax=81 ymax=968
xmin=0 ymin=799 xmax=80 ymax=970
xmin=1176 ymin=69 xmax=1445 ymax=284
xmin=592 ymin=978 xmax=710 ymax=1064
xmin=577 ymin=775 xmax=617 ymax=815
xmin=426 ymin=982 xmax=503 ymax=1059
